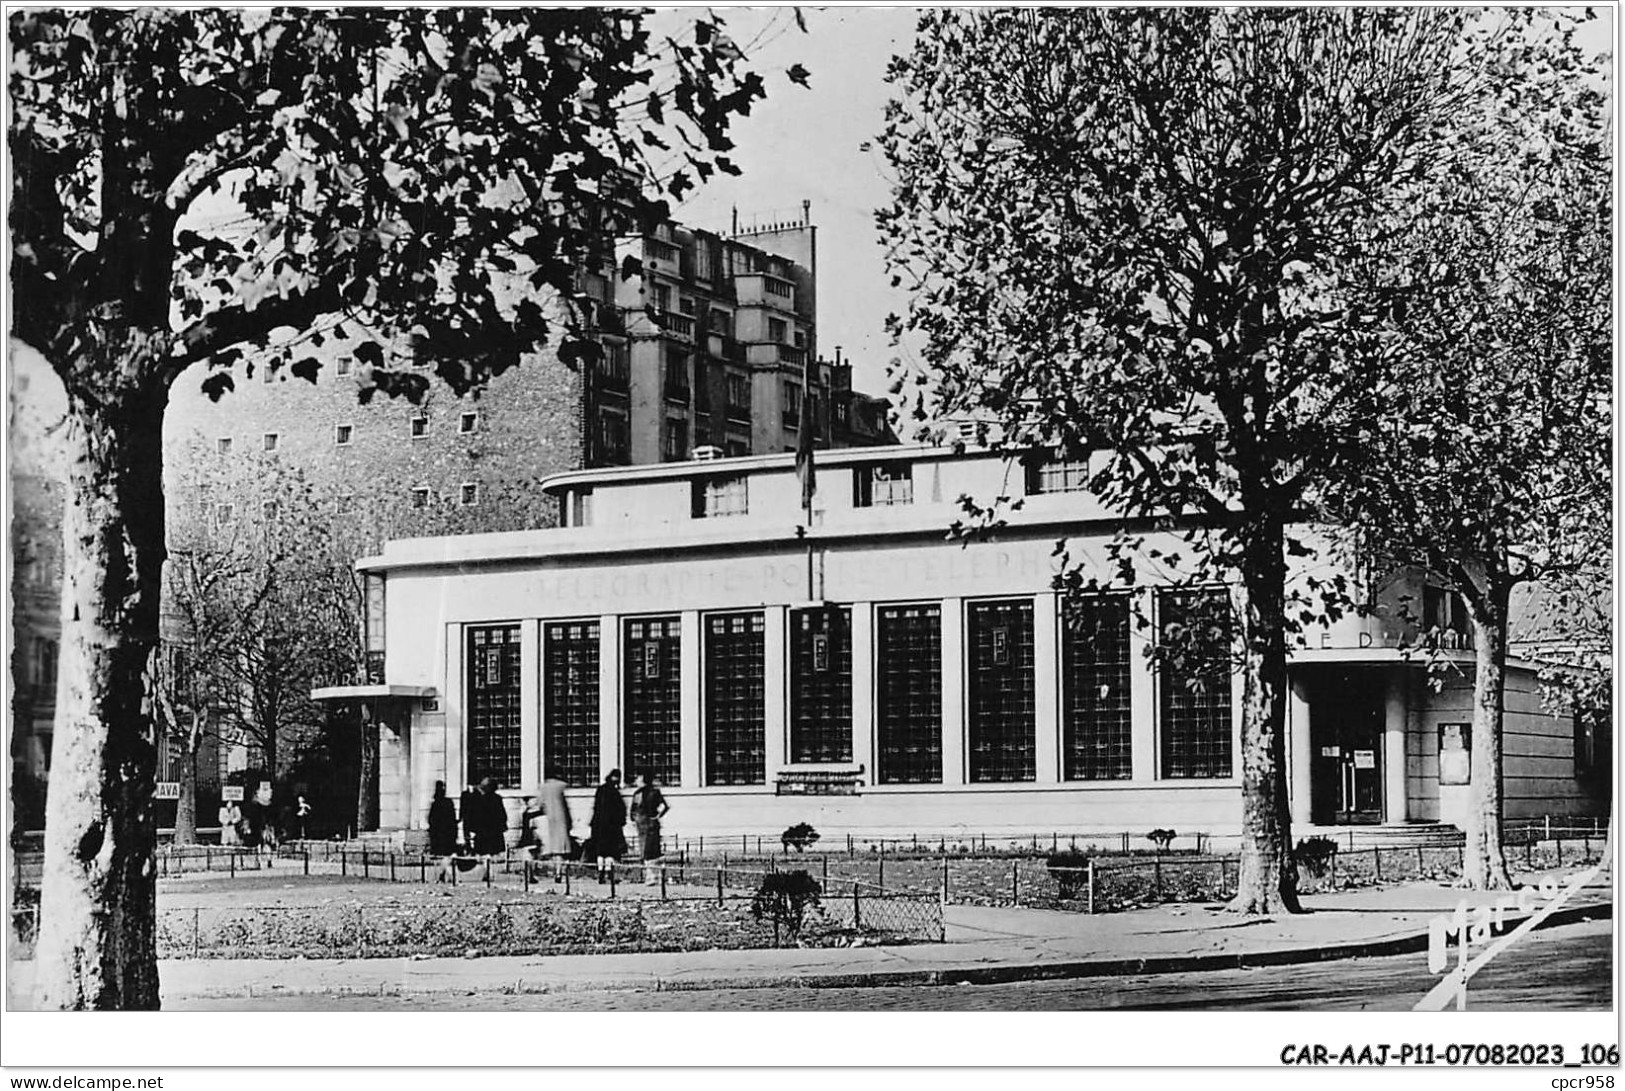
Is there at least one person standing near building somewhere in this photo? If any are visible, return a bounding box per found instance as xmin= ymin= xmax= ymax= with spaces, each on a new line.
xmin=470 ymin=776 xmax=507 ymax=858
xmin=218 ymin=799 xmax=242 ymax=847
xmin=588 ymin=769 xmax=627 ymax=884
xmin=294 ymin=794 xmax=312 ymax=841
xmin=427 ymin=781 xmax=458 ymax=880
xmin=459 ymin=784 xmax=478 ymax=852
xmin=630 ymin=772 xmax=669 ymax=885
xmin=539 ymin=768 xmax=573 ymax=882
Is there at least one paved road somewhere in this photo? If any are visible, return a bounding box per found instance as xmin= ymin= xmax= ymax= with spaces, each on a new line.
xmin=173 ymin=917 xmax=1612 ymax=1012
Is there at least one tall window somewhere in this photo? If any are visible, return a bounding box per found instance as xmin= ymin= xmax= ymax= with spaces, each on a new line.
xmin=544 ymin=621 xmax=600 ymax=788
xmin=651 ymin=282 xmax=671 ymax=311
xmin=966 ymin=599 xmax=1036 ymax=783
xmin=664 ymin=346 xmax=690 ymax=403
xmin=705 ymin=612 xmax=765 ymax=785
xmin=876 ymin=604 xmax=941 ymax=784
xmin=790 ymin=606 xmax=852 ymax=764
xmin=782 ymin=381 xmax=802 ymax=426
xmin=768 ymin=317 xmax=787 ymax=342
xmin=663 ymin=417 xmax=689 ymax=461
xmin=467 ymin=625 xmax=522 ymax=788
xmin=694 ymin=358 xmax=711 ymax=412
xmin=598 ymin=411 xmax=629 ymax=464
xmin=624 ymin=617 xmax=681 ymax=785
xmin=726 ymin=373 xmax=751 ymax=419
xmin=1061 ymin=594 xmax=1132 ymax=780
xmin=1157 ymin=588 xmax=1233 ymax=779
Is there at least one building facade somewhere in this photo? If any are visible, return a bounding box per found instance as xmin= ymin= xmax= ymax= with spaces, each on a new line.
xmin=345 ymin=446 xmax=1607 ymax=840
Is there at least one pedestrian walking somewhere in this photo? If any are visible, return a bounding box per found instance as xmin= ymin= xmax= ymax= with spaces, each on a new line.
xmin=218 ymin=800 xmax=242 ymax=847
xmin=539 ymin=769 xmax=573 ymax=882
xmin=427 ymin=781 xmax=458 ymax=881
xmin=630 ymin=772 xmax=669 ymax=884
xmin=588 ymin=769 xmax=627 ymax=883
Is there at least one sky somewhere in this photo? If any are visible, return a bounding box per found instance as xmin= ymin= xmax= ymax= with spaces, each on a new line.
xmin=656 ymin=7 xmax=921 ymax=396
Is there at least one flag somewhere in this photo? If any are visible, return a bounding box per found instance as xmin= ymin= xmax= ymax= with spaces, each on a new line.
xmin=795 ymin=381 xmax=816 ymax=515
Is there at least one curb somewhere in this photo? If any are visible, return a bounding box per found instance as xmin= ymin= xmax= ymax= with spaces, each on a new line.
xmin=158 ymin=899 xmax=1612 ymax=1001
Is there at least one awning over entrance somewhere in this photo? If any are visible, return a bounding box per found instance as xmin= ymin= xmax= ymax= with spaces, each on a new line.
xmin=310 ymin=684 xmax=436 ymax=703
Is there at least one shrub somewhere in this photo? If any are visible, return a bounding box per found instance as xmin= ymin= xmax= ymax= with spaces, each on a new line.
xmin=1045 ymin=850 xmax=1092 ymax=898
xmin=1294 ymin=836 xmax=1338 ymax=878
xmin=750 ymin=870 xmax=822 ymax=941
xmin=781 ymin=822 xmax=820 ymax=853
xmin=1147 ymin=828 xmax=1177 ymax=852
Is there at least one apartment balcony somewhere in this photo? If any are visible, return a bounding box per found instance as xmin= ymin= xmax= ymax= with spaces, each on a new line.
xmin=778 ymin=344 xmax=807 ymax=368
xmin=725 ymin=402 xmax=752 ymax=424
xmin=652 ymin=310 xmax=695 ymax=342
xmin=664 ymin=382 xmax=691 ymax=406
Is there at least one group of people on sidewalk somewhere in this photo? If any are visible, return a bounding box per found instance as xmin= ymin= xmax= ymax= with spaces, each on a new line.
xmin=425 ymin=768 xmax=668 ymax=885
xmin=217 ymin=792 xmax=313 ymax=851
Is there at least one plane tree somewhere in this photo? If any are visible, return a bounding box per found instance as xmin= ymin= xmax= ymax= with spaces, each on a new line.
xmin=876 ymin=8 xmax=1591 ymax=912
xmin=1322 ymin=67 xmax=1610 ymax=888
xmin=10 ymin=7 xmax=781 ymax=1008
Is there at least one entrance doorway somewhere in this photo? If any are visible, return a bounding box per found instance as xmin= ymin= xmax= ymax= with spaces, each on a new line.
xmin=1309 ymin=669 xmax=1384 ymax=825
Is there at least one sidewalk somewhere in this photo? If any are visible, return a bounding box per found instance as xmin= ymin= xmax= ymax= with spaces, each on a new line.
xmin=10 ymin=868 xmax=1609 ymax=1005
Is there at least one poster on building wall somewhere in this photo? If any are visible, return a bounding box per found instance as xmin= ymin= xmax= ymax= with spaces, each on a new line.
xmin=1438 ymin=722 xmax=1471 ymax=785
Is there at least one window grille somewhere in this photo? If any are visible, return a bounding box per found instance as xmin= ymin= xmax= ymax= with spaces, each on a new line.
xmin=791 ymin=606 xmax=853 ymax=764
xmin=967 ymin=599 xmax=1036 ymax=782
xmin=467 ymin=625 xmax=522 ymax=788
xmin=705 ymin=612 xmax=765 ymax=785
xmin=544 ymin=621 xmax=601 ymax=788
xmin=1061 ymin=594 xmax=1133 ymax=780
xmin=624 ymin=617 xmax=681 ymax=786
xmin=1157 ymin=588 xmax=1234 ymax=779
xmin=876 ymin=604 xmax=942 ymax=784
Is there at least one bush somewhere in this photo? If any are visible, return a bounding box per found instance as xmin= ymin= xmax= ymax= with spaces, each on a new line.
xmin=1147 ymin=829 xmax=1176 ymax=852
xmin=750 ymin=870 xmax=822 ymax=941
xmin=1294 ymin=836 xmax=1338 ymax=878
xmin=781 ymin=822 xmax=820 ymax=853
xmin=1045 ymin=850 xmax=1092 ymax=898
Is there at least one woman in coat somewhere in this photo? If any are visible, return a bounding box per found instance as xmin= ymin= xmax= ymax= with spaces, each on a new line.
xmin=538 ymin=769 xmax=573 ymax=880
xmin=427 ymin=781 xmax=458 ymax=860
xmin=588 ymin=769 xmax=627 ymax=883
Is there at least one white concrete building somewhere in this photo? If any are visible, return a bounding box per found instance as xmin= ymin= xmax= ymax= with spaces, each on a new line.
xmin=324 ymin=445 xmax=1606 ymax=841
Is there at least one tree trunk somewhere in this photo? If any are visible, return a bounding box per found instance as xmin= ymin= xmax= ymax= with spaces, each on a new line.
xmin=356 ymin=703 xmax=380 ymax=834
xmin=171 ymin=710 xmax=201 ymax=845
xmin=36 ymin=379 xmax=169 ymax=1010
xmin=1461 ymin=576 xmax=1514 ymax=890
xmin=1231 ymin=513 xmax=1303 ymax=914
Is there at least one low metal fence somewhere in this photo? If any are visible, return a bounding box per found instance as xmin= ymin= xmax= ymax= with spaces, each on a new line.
xmin=152 ymin=861 xmax=941 ymax=959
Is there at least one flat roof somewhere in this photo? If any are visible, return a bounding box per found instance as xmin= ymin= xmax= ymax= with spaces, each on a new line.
xmin=537 ymin=443 xmax=982 ymax=495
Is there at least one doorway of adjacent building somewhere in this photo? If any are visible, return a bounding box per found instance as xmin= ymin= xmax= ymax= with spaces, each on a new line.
xmin=1309 ymin=669 xmax=1384 ymax=825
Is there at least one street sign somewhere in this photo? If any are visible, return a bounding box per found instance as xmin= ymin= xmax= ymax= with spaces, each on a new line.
xmin=221 ymin=786 xmax=244 ymax=801
xmin=155 ymin=782 xmax=181 ymax=800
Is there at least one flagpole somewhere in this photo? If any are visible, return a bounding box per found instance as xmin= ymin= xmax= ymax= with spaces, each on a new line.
xmin=801 ymin=353 xmax=815 ymax=603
